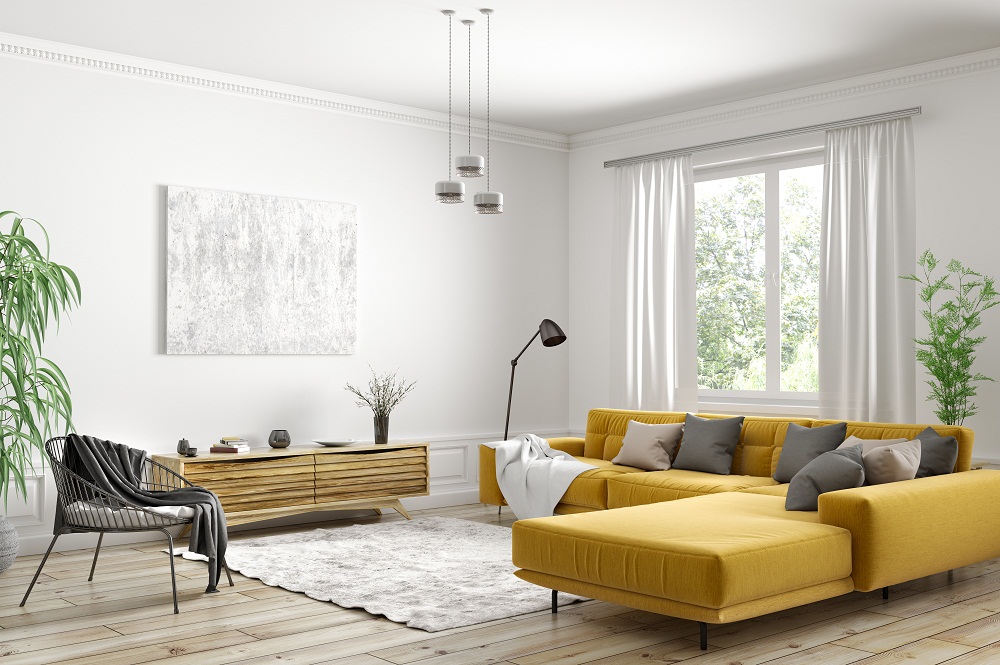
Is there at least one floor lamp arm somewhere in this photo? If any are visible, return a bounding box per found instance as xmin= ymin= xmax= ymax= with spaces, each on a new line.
xmin=504 ymin=330 xmax=541 ymax=440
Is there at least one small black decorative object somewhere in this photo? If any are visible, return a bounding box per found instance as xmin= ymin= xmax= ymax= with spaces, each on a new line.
xmin=504 ymin=319 xmax=567 ymax=441
xmin=268 ymin=430 xmax=291 ymax=449
xmin=184 ymin=447 xmax=199 ymax=457
xmin=177 ymin=438 xmax=190 ymax=455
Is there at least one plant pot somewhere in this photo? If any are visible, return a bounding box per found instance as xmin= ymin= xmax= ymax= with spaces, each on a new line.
xmin=0 ymin=516 xmax=19 ymax=574
xmin=374 ymin=416 xmax=389 ymax=444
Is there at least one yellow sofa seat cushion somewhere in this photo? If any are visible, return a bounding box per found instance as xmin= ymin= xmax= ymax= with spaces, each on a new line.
xmin=606 ymin=468 xmax=780 ymax=508
xmin=740 ymin=484 xmax=790 ymax=497
xmin=513 ymin=493 xmax=849 ymax=609
xmin=558 ymin=457 xmax=645 ymax=510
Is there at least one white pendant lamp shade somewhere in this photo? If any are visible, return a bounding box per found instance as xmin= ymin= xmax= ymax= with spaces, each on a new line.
xmin=435 ymin=179 xmax=465 ymax=204
xmin=455 ymin=154 xmax=485 ymax=178
xmin=456 ymin=18 xmax=485 ymax=178
xmin=435 ymin=10 xmax=464 ymax=204
xmin=473 ymin=191 xmax=503 ymax=214
xmin=475 ymin=8 xmax=503 ymax=215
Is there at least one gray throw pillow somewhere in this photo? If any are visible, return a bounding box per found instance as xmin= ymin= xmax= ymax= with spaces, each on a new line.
xmin=773 ymin=422 xmax=848 ymax=483
xmin=671 ymin=414 xmax=745 ymax=475
xmin=785 ymin=446 xmax=865 ymax=511
xmin=914 ymin=426 xmax=959 ymax=477
xmin=611 ymin=421 xmax=684 ymax=471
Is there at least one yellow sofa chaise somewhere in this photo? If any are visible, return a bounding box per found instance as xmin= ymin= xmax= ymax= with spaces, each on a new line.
xmin=481 ymin=408 xmax=1000 ymax=650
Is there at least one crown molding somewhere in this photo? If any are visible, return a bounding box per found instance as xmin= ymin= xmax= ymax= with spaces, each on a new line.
xmin=0 ymin=32 xmax=571 ymax=152
xmin=569 ymin=46 xmax=1000 ymax=151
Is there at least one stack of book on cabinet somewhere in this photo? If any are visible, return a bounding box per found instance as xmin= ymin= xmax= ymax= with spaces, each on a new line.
xmin=211 ymin=437 xmax=250 ymax=454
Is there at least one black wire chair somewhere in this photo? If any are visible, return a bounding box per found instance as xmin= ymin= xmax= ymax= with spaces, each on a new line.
xmin=20 ymin=436 xmax=233 ymax=613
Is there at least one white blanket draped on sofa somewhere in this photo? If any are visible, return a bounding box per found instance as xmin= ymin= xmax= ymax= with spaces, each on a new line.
xmin=484 ymin=435 xmax=596 ymax=520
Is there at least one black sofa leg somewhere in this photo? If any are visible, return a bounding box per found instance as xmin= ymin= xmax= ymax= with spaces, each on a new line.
xmin=699 ymin=621 xmax=708 ymax=650
xmin=882 ymin=586 xmax=889 ymax=600
xmin=552 ymin=589 xmax=558 ymax=613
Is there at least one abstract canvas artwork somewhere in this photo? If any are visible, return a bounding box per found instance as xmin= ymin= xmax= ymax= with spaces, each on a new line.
xmin=166 ymin=186 xmax=357 ymax=354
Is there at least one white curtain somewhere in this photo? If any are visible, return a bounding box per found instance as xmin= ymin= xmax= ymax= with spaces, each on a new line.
xmin=819 ymin=118 xmax=916 ymax=422
xmin=611 ymin=155 xmax=698 ymax=411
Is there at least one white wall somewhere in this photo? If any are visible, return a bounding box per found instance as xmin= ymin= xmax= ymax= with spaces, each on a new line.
xmin=0 ymin=43 xmax=570 ymax=552
xmin=567 ymin=51 xmax=1000 ymax=459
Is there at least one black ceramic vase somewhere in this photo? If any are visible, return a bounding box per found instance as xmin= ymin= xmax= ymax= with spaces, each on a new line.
xmin=268 ymin=429 xmax=291 ymax=448
xmin=374 ymin=416 xmax=389 ymax=444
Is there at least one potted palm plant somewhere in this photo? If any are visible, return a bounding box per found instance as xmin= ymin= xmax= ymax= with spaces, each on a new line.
xmin=0 ymin=211 xmax=80 ymax=572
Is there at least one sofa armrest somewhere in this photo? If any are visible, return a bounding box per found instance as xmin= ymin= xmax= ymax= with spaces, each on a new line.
xmin=545 ymin=437 xmax=586 ymax=456
xmin=818 ymin=470 xmax=1000 ymax=591
xmin=478 ymin=437 xmax=587 ymax=506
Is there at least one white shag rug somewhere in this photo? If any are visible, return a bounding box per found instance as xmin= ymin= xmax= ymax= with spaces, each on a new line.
xmin=176 ymin=516 xmax=583 ymax=631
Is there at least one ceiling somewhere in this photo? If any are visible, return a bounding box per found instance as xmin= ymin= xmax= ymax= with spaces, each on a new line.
xmin=4 ymin=0 xmax=1000 ymax=135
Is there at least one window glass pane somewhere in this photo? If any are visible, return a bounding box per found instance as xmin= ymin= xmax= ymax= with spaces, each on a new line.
xmin=695 ymin=174 xmax=766 ymax=390
xmin=779 ymin=164 xmax=823 ymax=392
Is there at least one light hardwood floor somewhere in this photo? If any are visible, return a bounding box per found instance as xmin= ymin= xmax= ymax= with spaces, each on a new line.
xmin=3 ymin=503 xmax=1000 ymax=665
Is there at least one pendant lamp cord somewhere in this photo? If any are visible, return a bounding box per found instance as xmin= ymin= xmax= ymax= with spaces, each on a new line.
xmin=467 ymin=20 xmax=473 ymax=157
xmin=486 ymin=10 xmax=491 ymax=191
xmin=447 ymin=12 xmax=453 ymax=180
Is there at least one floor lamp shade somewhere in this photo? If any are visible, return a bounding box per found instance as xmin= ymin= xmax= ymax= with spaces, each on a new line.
xmin=539 ymin=319 xmax=566 ymax=347
xmin=504 ymin=319 xmax=567 ymax=441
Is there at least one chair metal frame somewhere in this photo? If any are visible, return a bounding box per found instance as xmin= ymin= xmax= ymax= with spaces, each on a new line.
xmin=20 ymin=436 xmax=233 ymax=613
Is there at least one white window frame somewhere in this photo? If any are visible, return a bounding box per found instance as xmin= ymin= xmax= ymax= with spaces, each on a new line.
xmin=694 ymin=150 xmax=824 ymax=415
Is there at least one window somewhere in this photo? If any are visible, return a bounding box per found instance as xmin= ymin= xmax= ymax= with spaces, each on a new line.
xmin=694 ymin=154 xmax=823 ymax=404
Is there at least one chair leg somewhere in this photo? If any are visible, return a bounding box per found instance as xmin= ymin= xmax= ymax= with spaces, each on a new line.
xmin=88 ymin=533 xmax=104 ymax=581
xmin=223 ymin=557 xmax=234 ymax=587
xmin=161 ymin=530 xmax=180 ymax=614
xmin=21 ymin=530 xmax=64 ymax=607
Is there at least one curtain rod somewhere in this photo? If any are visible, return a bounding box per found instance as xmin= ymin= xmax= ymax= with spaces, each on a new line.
xmin=603 ymin=107 xmax=921 ymax=169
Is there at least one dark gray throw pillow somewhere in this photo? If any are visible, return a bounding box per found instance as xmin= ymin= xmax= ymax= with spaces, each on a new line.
xmin=671 ymin=414 xmax=745 ymax=475
xmin=914 ymin=426 xmax=959 ymax=477
xmin=786 ymin=446 xmax=865 ymax=511
xmin=773 ymin=422 xmax=848 ymax=483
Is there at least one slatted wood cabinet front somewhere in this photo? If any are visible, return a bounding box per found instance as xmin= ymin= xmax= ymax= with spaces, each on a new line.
xmin=153 ymin=443 xmax=429 ymax=527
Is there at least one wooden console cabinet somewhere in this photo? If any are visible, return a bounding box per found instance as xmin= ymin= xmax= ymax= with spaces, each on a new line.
xmin=152 ymin=443 xmax=429 ymax=528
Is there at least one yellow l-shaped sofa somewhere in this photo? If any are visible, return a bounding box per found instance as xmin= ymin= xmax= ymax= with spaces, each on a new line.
xmin=479 ymin=409 xmax=1000 ymax=649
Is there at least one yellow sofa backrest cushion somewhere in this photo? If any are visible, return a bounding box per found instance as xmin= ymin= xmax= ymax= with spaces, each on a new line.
xmin=583 ymin=409 xmax=975 ymax=478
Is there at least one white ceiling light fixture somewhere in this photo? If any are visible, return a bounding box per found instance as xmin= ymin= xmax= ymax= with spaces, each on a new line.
xmin=474 ymin=8 xmax=503 ymax=214
xmin=434 ymin=9 xmax=464 ymax=204
xmin=455 ymin=18 xmax=485 ymax=178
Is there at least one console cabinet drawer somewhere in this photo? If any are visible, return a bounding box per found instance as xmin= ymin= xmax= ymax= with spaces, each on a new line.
xmin=153 ymin=443 xmax=430 ymax=528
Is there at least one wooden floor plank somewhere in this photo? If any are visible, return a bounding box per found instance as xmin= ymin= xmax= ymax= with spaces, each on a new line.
xmin=846 ymin=637 xmax=975 ymax=664
xmin=832 ymin=604 xmax=995 ymax=653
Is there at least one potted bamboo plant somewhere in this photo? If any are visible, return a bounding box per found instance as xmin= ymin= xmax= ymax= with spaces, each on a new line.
xmin=901 ymin=250 xmax=998 ymax=425
xmin=0 ymin=211 xmax=80 ymax=572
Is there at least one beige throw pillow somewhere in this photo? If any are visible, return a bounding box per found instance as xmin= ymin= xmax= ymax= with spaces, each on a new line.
xmin=838 ymin=436 xmax=908 ymax=455
xmin=861 ymin=439 xmax=922 ymax=484
xmin=612 ymin=421 xmax=684 ymax=471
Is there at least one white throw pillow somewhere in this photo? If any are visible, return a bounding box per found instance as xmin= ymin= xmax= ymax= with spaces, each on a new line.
xmin=861 ymin=439 xmax=922 ymax=485
xmin=611 ymin=420 xmax=684 ymax=471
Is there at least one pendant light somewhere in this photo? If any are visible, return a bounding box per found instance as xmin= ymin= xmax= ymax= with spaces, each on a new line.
xmin=474 ymin=8 xmax=502 ymax=214
xmin=434 ymin=10 xmax=464 ymax=204
xmin=455 ymin=19 xmax=485 ymax=178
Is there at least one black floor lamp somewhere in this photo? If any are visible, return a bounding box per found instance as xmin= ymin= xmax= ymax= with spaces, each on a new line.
xmin=503 ymin=318 xmax=567 ymax=441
